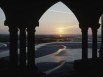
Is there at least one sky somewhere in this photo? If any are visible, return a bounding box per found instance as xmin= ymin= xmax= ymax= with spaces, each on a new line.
xmin=0 ymin=8 xmax=8 ymax=34
xmin=0 ymin=2 xmax=101 ymax=35
xmin=36 ymin=2 xmax=80 ymax=35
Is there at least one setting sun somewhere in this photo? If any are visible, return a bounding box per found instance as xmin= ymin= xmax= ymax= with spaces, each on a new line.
xmin=58 ymin=28 xmax=64 ymax=33
xmin=35 ymin=2 xmax=80 ymax=35
xmin=57 ymin=28 xmax=65 ymax=34
xmin=56 ymin=27 xmax=65 ymax=37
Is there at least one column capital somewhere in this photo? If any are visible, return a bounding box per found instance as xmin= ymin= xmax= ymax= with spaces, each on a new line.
xmin=79 ymin=23 xmax=88 ymax=30
xmin=18 ymin=26 xmax=26 ymax=30
xmin=91 ymin=23 xmax=100 ymax=30
xmin=4 ymin=20 xmax=19 ymax=27
xmin=9 ymin=26 xmax=18 ymax=33
xmin=27 ymin=27 xmax=35 ymax=32
xmin=4 ymin=20 xmax=11 ymax=26
xmin=26 ymin=21 xmax=39 ymax=28
xmin=26 ymin=24 xmax=37 ymax=33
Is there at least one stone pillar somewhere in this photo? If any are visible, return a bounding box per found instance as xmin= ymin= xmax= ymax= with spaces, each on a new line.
xmin=26 ymin=22 xmax=45 ymax=77
xmin=99 ymin=15 xmax=103 ymax=58
xmin=19 ymin=26 xmax=26 ymax=71
xmin=9 ymin=26 xmax=18 ymax=75
xmin=27 ymin=26 xmax=35 ymax=75
xmin=91 ymin=24 xmax=100 ymax=60
xmin=79 ymin=24 xmax=88 ymax=61
xmin=91 ymin=27 xmax=97 ymax=60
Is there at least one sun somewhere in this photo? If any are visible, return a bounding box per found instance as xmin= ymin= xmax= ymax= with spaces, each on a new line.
xmin=56 ymin=27 xmax=65 ymax=37
xmin=58 ymin=28 xmax=64 ymax=33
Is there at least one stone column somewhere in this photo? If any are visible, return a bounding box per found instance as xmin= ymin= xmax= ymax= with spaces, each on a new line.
xmin=9 ymin=26 xmax=18 ymax=75
xmin=92 ymin=27 xmax=97 ymax=60
xmin=19 ymin=26 xmax=26 ymax=71
xmin=79 ymin=24 xmax=88 ymax=61
xmin=99 ymin=15 xmax=103 ymax=58
xmin=27 ymin=25 xmax=35 ymax=75
xmin=91 ymin=24 xmax=100 ymax=60
xmin=26 ymin=22 xmax=45 ymax=76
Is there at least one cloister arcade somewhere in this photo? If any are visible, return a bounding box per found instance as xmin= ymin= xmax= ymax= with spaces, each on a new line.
xmin=0 ymin=0 xmax=103 ymax=77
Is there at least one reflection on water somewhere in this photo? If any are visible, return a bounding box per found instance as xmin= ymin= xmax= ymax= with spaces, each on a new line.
xmin=0 ymin=42 xmax=100 ymax=75
xmin=0 ymin=42 xmax=100 ymax=62
xmin=35 ymin=47 xmax=100 ymax=64
xmin=55 ymin=56 xmax=64 ymax=62
xmin=35 ymin=48 xmax=80 ymax=63
xmin=35 ymin=45 xmax=66 ymax=63
xmin=0 ymin=50 xmax=9 ymax=58
xmin=35 ymin=51 xmax=63 ymax=63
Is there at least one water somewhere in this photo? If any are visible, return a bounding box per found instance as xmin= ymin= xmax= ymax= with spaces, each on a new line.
xmin=35 ymin=42 xmax=100 ymax=74
xmin=0 ymin=43 xmax=9 ymax=58
xmin=35 ymin=48 xmax=99 ymax=63
xmin=35 ymin=42 xmax=100 ymax=63
xmin=0 ymin=42 xmax=100 ymax=74
xmin=0 ymin=42 xmax=100 ymax=62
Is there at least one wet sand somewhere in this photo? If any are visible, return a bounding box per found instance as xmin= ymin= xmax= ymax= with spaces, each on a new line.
xmin=35 ymin=42 xmax=101 ymax=77
xmin=35 ymin=44 xmax=64 ymax=58
xmin=0 ymin=42 xmax=101 ymax=77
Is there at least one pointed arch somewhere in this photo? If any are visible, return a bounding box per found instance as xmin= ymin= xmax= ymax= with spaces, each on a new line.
xmin=36 ymin=1 xmax=80 ymax=35
xmin=38 ymin=1 xmax=79 ymax=24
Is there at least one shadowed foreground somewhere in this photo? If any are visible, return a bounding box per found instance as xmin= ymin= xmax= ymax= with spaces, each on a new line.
xmin=1 ymin=57 xmax=103 ymax=77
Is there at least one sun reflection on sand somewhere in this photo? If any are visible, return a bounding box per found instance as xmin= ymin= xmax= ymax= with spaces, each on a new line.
xmin=55 ymin=56 xmax=64 ymax=62
xmin=59 ymin=34 xmax=62 ymax=37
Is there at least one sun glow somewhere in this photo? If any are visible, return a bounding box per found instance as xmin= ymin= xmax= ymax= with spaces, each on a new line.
xmin=58 ymin=28 xmax=64 ymax=33
xmin=56 ymin=27 xmax=65 ymax=37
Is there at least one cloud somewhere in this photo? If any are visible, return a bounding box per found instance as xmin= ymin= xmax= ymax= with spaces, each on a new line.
xmin=49 ymin=10 xmax=73 ymax=14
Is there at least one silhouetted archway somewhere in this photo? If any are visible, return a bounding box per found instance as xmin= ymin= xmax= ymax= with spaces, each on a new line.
xmin=35 ymin=2 xmax=82 ymax=76
xmin=1 ymin=1 xmax=103 ymax=77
